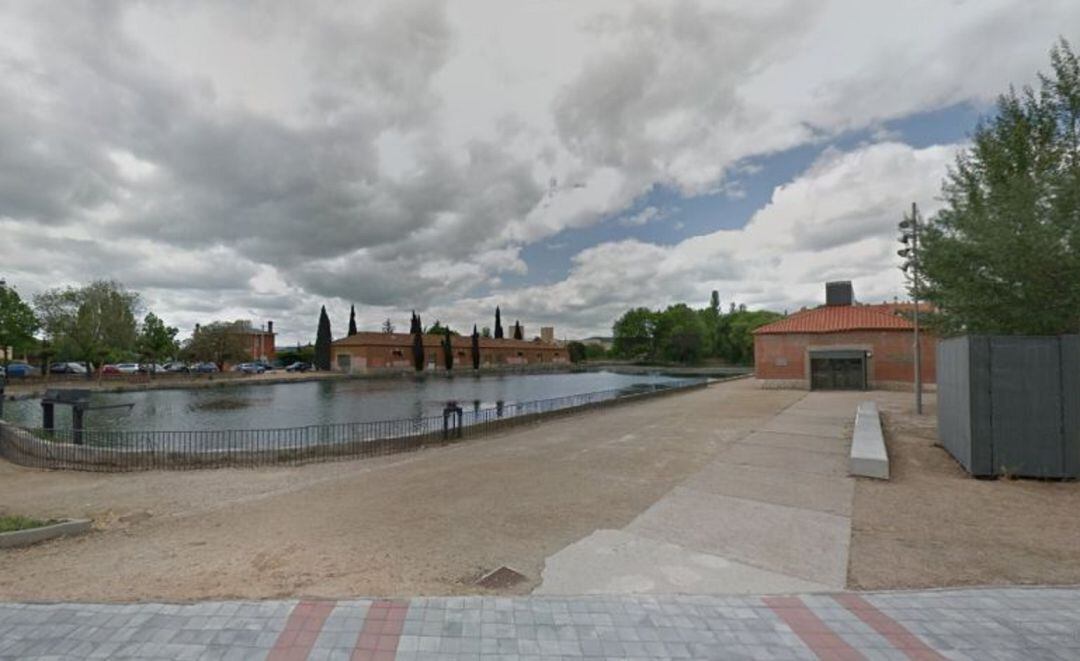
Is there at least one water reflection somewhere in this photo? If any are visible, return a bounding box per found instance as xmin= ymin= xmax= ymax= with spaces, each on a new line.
xmin=2 ymin=371 xmax=688 ymax=433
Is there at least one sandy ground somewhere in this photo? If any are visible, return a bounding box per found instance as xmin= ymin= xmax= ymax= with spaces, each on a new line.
xmin=848 ymin=392 xmax=1080 ymax=590
xmin=0 ymin=379 xmax=802 ymax=602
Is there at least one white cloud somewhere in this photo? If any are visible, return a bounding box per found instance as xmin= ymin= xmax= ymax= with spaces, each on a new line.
xmin=426 ymin=141 xmax=961 ymax=338
xmin=0 ymin=0 xmax=1075 ymax=341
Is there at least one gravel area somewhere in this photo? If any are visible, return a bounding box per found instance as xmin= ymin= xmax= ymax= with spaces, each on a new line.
xmin=848 ymin=392 xmax=1080 ymax=589
xmin=0 ymin=378 xmax=800 ymax=602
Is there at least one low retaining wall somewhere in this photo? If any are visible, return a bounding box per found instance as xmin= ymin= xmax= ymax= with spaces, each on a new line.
xmin=0 ymin=379 xmax=710 ymax=472
xmin=0 ymin=519 xmax=92 ymax=549
xmin=849 ymin=401 xmax=889 ymax=479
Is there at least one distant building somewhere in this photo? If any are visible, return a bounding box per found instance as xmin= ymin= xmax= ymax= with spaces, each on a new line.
xmin=194 ymin=320 xmax=277 ymax=363
xmin=540 ymin=326 xmax=555 ymax=343
xmin=752 ymin=281 xmax=935 ymax=390
xmin=330 ymin=331 xmax=566 ymax=372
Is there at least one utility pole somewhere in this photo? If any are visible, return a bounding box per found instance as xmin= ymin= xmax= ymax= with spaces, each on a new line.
xmin=898 ymin=203 xmax=923 ymax=415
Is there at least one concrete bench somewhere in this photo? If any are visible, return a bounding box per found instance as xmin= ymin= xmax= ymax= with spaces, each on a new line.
xmin=850 ymin=401 xmax=889 ymax=479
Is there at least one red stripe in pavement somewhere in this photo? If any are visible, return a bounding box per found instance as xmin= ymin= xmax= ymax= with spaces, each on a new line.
xmin=267 ymin=600 xmax=337 ymax=661
xmin=833 ymin=593 xmax=947 ymax=660
xmin=351 ymin=599 xmax=409 ymax=661
xmin=763 ymin=596 xmax=865 ymax=661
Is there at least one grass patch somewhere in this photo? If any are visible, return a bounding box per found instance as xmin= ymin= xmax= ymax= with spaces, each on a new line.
xmin=0 ymin=515 xmax=59 ymax=533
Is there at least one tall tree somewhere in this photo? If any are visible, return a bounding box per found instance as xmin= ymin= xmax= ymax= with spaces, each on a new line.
xmin=137 ymin=312 xmax=179 ymax=365
xmin=382 ymin=318 xmax=395 ymax=334
xmin=409 ymin=311 xmax=420 ymax=334
xmin=921 ymin=39 xmax=1080 ymax=335
xmin=314 ymin=306 xmax=332 ymax=370
xmin=411 ymin=313 xmax=425 ymax=371
xmin=442 ymin=328 xmax=454 ymax=370
xmin=471 ymin=325 xmax=481 ymax=369
xmin=183 ymin=321 xmax=251 ymax=369
xmin=611 ymin=307 xmax=656 ymax=358
xmin=494 ymin=306 xmax=504 ymax=339
xmin=513 ymin=320 xmax=523 ymax=340
xmin=0 ymin=282 xmax=39 ymax=364
xmin=348 ymin=305 xmax=358 ymax=336
xmin=34 ymin=280 xmax=139 ymax=365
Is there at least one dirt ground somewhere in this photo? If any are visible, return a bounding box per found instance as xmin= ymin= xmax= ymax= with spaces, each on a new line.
xmin=848 ymin=392 xmax=1080 ymax=590
xmin=0 ymin=379 xmax=803 ymax=602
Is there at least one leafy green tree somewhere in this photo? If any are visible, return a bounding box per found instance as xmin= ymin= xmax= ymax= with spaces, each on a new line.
xmin=426 ymin=320 xmax=457 ymax=335
xmin=920 ymin=39 xmax=1080 ymax=335
xmin=34 ymin=280 xmax=140 ymax=365
xmin=566 ymin=341 xmax=587 ymax=363
xmin=653 ymin=304 xmax=706 ymax=363
xmin=725 ymin=309 xmax=783 ymax=364
xmin=611 ymin=307 xmax=656 ymax=358
xmin=0 ymin=282 xmax=39 ymax=364
xmin=480 ymin=326 xmax=491 ymax=338
xmin=137 ymin=312 xmax=179 ymax=365
xmin=314 ymin=306 xmax=332 ymax=370
xmin=277 ymin=343 xmax=315 ymax=366
xmin=183 ymin=321 xmax=252 ymax=369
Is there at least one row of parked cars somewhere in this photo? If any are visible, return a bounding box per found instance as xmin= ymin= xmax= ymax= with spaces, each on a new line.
xmin=1 ymin=360 xmax=315 ymax=378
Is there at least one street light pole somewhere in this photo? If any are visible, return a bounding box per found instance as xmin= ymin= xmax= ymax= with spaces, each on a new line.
xmin=898 ymin=203 xmax=923 ymax=415
xmin=911 ymin=202 xmax=923 ymax=415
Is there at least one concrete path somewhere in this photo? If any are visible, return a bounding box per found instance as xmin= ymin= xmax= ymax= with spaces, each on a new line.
xmin=537 ymin=391 xmax=870 ymax=595
xmin=2 ymin=587 xmax=1078 ymax=660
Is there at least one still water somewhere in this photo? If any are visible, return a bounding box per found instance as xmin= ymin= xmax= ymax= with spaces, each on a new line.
xmin=2 ymin=371 xmax=691 ymax=432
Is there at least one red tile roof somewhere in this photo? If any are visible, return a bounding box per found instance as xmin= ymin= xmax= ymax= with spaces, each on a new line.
xmin=753 ymin=305 xmax=915 ymax=335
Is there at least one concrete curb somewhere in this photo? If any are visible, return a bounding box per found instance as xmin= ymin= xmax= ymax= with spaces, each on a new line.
xmin=850 ymin=401 xmax=889 ymax=479
xmin=0 ymin=519 xmax=92 ymax=549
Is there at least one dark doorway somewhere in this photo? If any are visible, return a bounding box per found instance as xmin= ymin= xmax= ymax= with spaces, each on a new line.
xmin=810 ymin=351 xmax=867 ymax=390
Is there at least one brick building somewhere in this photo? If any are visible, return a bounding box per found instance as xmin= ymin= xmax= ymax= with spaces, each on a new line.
xmin=753 ymin=282 xmax=935 ymax=390
xmin=330 ymin=332 xmax=567 ymax=372
xmin=194 ymin=321 xmax=276 ymax=363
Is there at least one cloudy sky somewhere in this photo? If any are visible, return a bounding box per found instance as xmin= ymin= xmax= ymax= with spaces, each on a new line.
xmin=1 ymin=1 xmax=1077 ymax=343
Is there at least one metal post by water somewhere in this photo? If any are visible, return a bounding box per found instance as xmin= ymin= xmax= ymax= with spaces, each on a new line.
xmin=911 ymin=202 xmax=923 ymax=415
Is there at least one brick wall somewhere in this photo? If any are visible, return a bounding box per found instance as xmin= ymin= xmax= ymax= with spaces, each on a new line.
xmin=754 ymin=330 xmax=936 ymax=387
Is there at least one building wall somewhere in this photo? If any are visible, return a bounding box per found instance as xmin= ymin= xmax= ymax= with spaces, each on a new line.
xmin=240 ymin=332 xmax=276 ymax=362
xmin=330 ymin=334 xmax=567 ymax=372
xmin=754 ymin=330 xmax=936 ymax=388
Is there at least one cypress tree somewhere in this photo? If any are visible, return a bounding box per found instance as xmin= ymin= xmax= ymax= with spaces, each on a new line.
xmin=471 ymin=325 xmax=481 ymax=369
xmin=411 ymin=314 xmax=425 ymax=371
xmin=348 ymin=305 xmax=358 ymax=336
xmin=513 ymin=320 xmax=523 ymax=340
xmin=442 ymin=328 xmax=454 ymax=370
xmin=494 ymin=306 xmax=504 ymax=339
xmin=314 ymin=306 xmax=332 ymax=370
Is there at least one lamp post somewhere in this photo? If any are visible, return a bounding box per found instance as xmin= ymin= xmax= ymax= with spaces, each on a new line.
xmin=898 ymin=202 xmax=923 ymax=415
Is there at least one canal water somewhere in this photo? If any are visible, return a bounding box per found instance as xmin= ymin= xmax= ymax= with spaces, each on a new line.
xmin=2 ymin=371 xmax=692 ymax=433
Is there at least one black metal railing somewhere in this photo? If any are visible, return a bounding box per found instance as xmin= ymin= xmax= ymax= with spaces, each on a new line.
xmin=0 ymin=378 xmax=710 ymax=471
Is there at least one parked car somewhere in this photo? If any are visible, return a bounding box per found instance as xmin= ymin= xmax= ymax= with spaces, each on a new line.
xmin=4 ymin=362 xmax=38 ymax=377
xmin=232 ymin=362 xmax=266 ymax=374
xmin=285 ymin=361 xmax=312 ymax=372
xmin=163 ymin=361 xmax=189 ymax=373
xmin=101 ymin=364 xmax=121 ymax=375
xmin=50 ymin=362 xmax=88 ymax=375
xmin=254 ymin=360 xmax=275 ymax=373
xmin=114 ymin=363 xmax=140 ymax=374
xmin=138 ymin=363 xmax=166 ymax=374
xmin=193 ymin=362 xmax=219 ymax=373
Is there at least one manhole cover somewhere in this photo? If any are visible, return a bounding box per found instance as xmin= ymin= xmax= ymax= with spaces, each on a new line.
xmin=475 ymin=566 xmax=527 ymax=589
